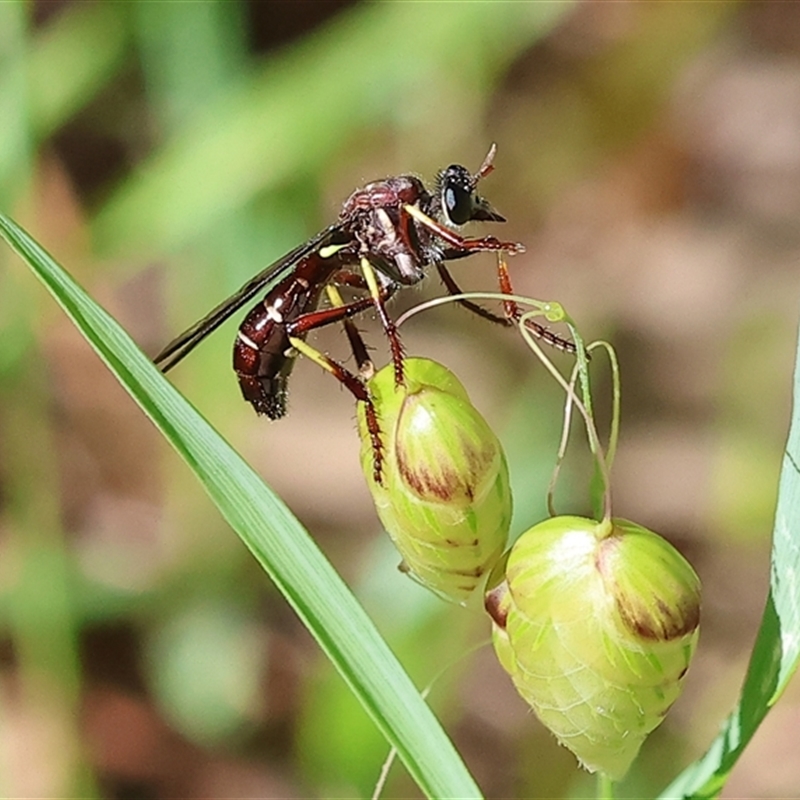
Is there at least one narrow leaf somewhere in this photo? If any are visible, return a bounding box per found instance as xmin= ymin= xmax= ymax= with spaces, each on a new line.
xmin=659 ymin=319 xmax=800 ymax=798
xmin=0 ymin=213 xmax=482 ymax=800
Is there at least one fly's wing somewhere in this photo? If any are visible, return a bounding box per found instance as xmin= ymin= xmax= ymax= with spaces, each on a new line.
xmin=154 ymin=224 xmax=352 ymax=372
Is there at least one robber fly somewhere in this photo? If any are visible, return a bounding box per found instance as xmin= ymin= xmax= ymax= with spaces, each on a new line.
xmin=156 ymin=145 xmax=546 ymax=415
xmin=154 ymin=146 xmax=579 ymax=478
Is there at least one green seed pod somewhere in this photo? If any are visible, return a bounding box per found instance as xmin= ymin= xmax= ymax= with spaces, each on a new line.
xmin=357 ymin=358 xmax=512 ymax=603
xmin=485 ymin=516 xmax=700 ymax=780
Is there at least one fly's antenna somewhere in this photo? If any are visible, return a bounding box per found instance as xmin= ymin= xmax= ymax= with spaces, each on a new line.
xmin=474 ymin=143 xmax=498 ymax=184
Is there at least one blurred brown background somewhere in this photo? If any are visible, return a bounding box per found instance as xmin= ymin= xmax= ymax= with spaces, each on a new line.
xmin=1 ymin=2 xmax=798 ymax=798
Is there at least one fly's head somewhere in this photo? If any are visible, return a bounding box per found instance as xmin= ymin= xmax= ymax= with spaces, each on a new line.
xmin=433 ymin=143 xmax=506 ymax=227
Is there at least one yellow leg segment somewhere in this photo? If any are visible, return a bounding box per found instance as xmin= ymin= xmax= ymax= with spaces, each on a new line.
xmin=403 ymin=202 xmax=438 ymax=231
xmin=288 ymin=336 xmax=337 ymax=376
xmin=359 ymin=256 xmax=382 ymax=302
xmin=325 ymin=284 xmax=346 ymax=308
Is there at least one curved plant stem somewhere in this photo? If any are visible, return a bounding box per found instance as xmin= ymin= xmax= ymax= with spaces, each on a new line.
xmin=398 ymin=290 xmax=621 ymax=522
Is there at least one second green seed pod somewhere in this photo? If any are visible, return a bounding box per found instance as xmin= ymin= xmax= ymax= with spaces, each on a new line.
xmin=486 ymin=515 xmax=701 ymax=779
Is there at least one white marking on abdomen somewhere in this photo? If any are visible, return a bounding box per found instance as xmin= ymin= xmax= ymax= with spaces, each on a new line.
xmin=238 ymin=331 xmax=259 ymax=350
xmin=266 ymin=305 xmax=284 ymax=323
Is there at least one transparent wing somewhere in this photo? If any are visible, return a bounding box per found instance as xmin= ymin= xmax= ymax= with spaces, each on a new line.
xmin=154 ymin=224 xmax=350 ymax=372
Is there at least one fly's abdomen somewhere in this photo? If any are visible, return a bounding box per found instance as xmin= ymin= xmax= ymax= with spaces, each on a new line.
xmin=233 ymin=303 xmax=294 ymax=420
xmin=232 ymin=249 xmax=342 ymax=420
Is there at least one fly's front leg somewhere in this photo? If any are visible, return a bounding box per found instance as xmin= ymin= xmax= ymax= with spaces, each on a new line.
xmin=494 ymin=252 xmax=577 ymax=355
xmin=403 ymin=203 xmax=526 ymax=256
xmin=436 ymin=249 xmax=577 ymax=356
xmin=436 ymin=261 xmax=511 ymax=326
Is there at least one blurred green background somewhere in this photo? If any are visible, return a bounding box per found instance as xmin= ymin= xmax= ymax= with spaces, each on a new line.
xmin=1 ymin=1 xmax=799 ymax=797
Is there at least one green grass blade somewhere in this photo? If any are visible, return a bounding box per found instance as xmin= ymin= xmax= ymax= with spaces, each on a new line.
xmin=659 ymin=320 xmax=800 ymax=798
xmin=0 ymin=212 xmax=483 ymax=800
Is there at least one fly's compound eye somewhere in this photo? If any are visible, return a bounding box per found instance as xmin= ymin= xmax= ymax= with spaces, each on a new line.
xmin=440 ymin=166 xmax=475 ymax=226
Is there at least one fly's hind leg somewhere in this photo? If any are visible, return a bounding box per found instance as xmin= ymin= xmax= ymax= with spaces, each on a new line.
xmin=285 ymin=286 xmax=386 ymax=483
xmin=286 ymin=330 xmax=384 ymax=485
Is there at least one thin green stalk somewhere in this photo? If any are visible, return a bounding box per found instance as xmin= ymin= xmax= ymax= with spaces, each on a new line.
xmin=597 ymin=771 xmax=615 ymax=800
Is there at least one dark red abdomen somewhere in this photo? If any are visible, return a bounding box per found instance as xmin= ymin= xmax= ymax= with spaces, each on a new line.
xmin=233 ymin=250 xmax=342 ymax=419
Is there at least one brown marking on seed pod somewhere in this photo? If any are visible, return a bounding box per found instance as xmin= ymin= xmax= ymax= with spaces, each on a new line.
xmin=616 ymin=595 xmax=701 ymax=641
xmin=484 ymin=581 xmax=509 ymax=629
xmin=596 ymin=533 xmax=700 ymax=641
xmin=449 ymin=565 xmax=485 ymax=578
xmin=395 ymin=459 xmax=467 ymax=502
xmin=396 ymin=440 xmax=495 ymax=503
